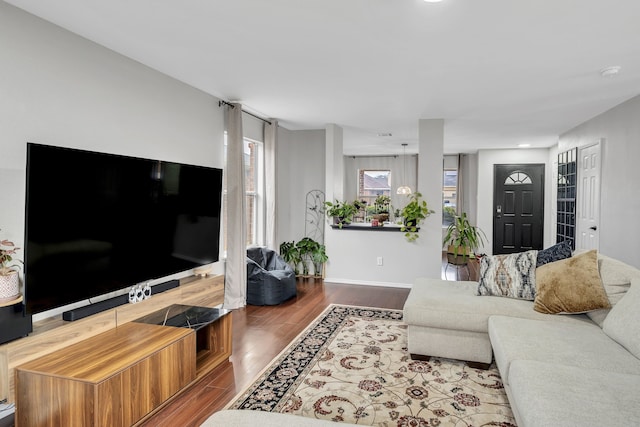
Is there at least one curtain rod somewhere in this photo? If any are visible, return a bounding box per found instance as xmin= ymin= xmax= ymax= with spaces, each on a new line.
xmin=350 ymin=155 xmax=398 ymax=159
xmin=218 ymin=100 xmax=272 ymax=125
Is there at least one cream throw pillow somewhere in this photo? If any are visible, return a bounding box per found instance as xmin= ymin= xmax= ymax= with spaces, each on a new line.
xmin=603 ymin=278 xmax=640 ymax=358
xmin=534 ymin=250 xmax=610 ymax=314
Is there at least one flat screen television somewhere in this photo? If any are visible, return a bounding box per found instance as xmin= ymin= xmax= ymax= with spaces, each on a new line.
xmin=24 ymin=143 xmax=223 ymax=315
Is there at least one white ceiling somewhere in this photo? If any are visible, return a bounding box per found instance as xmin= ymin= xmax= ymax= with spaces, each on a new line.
xmin=6 ymin=0 xmax=640 ymax=155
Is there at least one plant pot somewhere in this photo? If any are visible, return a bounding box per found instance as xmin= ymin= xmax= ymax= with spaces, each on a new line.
xmin=404 ymin=219 xmax=417 ymax=228
xmin=333 ymin=216 xmax=351 ymax=227
xmin=313 ymin=262 xmax=324 ymax=277
xmin=446 ymin=245 xmax=472 ymax=265
xmin=0 ymin=271 xmax=20 ymax=302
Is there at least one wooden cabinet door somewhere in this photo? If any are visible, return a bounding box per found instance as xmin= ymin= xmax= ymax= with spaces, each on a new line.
xmin=121 ymin=332 xmax=196 ymax=426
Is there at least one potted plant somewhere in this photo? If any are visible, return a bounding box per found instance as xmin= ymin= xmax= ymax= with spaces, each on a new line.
xmin=352 ymin=200 xmax=368 ymax=223
xmin=279 ymin=241 xmax=301 ymax=275
xmin=296 ymin=237 xmax=320 ymax=276
xmin=1 ymin=230 xmax=22 ymax=302
xmin=400 ymin=192 xmax=435 ymax=242
xmin=323 ymin=200 xmax=358 ymax=228
xmin=311 ymin=243 xmax=328 ymax=277
xmin=442 ymin=212 xmax=487 ymax=264
xmin=373 ymin=195 xmax=391 ymax=223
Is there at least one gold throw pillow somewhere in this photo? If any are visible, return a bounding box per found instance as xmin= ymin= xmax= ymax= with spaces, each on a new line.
xmin=534 ymin=250 xmax=611 ymax=314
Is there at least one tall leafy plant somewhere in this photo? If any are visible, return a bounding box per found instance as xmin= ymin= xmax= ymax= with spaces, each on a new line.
xmin=279 ymin=241 xmax=301 ymax=274
xmin=280 ymin=238 xmax=329 ymax=277
xmin=296 ymin=237 xmax=319 ymax=276
xmin=442 ymin=212 xmax=487 ymax=262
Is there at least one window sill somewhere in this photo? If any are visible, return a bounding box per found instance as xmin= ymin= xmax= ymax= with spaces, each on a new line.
xmin=330 ymin=223 xmax=418 ymax=232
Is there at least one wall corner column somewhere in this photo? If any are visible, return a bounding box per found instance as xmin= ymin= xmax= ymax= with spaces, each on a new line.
xmin=325 ymin=124 xmax=344 ymax=202
xmin=418 ymin=119 xmax=444 ymax=278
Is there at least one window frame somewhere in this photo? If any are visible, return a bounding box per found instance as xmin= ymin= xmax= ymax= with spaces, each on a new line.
xmin=223 ymin=134 xmax=265 ymax=252
xmin=442 ymin=169 xmax=458 ymax=227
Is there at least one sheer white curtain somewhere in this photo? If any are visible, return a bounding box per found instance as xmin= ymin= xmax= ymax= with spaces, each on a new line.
xmin=264 ymin=119 xmax=277 ymax=250
xmin=343 ymin=155 xmax=418 ymax=210
xmin=456 ymin=154 xmax=465 ymax=216
xmin=223 ymin=102 xmax=246 ymax=309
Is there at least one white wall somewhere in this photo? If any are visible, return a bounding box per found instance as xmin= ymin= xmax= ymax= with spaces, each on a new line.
xmin=324 ymin=119 xmax=443 ymax=286
xmin=0 ymin=3 xmax=225 ymax=315
xmin=275 ymin=128 xmax=326 ymax=246
xmin=476 ymin=148 xmax=554 ymax=255
xmin=558 ymin=95 xmax=640 ymax=268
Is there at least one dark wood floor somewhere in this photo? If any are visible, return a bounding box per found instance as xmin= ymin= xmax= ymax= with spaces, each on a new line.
xmin=139 ymin=280 xmax=411 ymax=427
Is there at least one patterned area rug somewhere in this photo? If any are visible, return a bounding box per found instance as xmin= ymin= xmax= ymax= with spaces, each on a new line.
xmin=228 ymin=304 xmax=516 ymax=426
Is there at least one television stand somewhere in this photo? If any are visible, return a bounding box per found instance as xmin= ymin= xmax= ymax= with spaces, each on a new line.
xmin=132 ymin=304 xmax=232 ymax=377
xmin=15 ymin=305 xmax=232 ymax=426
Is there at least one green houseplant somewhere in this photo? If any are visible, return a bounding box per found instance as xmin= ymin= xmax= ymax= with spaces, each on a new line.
xmin=279 ymin=240 xmax=301 ymax=274
xmin=323 ymin=200 xmax=358 ymax=228
xmin=400 ymin=192 xmax=435 ymax=242
xmin=280 ymin=237 xmax=328 ymax=277
xmin=0 ymin=230 xmax=23 ymax=301
xmin=311 ymin=243 xmax=328 ymax=277
xmin=296 ymin=237 xmax=319 ymax=276
xmin=373 ymin=194 xmax=391 ymax=223
xmin=442 ymin=212 xmax=487 ymax=264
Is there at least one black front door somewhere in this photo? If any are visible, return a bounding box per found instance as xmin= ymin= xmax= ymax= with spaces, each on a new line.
xmin=493 ymin=164 xmax=544 ymax=254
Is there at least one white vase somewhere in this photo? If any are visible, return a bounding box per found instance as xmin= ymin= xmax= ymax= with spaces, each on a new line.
xmin=0 ymin=270 xmax=20 ymax=302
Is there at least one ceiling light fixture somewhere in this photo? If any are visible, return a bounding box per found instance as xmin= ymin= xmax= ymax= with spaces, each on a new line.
xmin=600 ymin=66 xmax=621 ymax=78
xmin=423 ymin=0 xmax=444 ymax=2
xmin=397 ymin=143 xmax=412 ymax=195
xmin=518 ymin=143 xmax=531 ymax=148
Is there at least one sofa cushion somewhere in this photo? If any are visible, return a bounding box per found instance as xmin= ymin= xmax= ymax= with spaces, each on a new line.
xmin=508 ymin=360 xmax=640 ymax=427
xmin=536 ymin=240 xmax=572 ymax=267
xmin=477 ymin=250 xmax=537 ymax=300
xmin=588 ymin=253 xmax=640 ymax=326
xmin=404 ymin=278 xmax=590 ymax=334
xmin=488 ymin=315 xmax=640 ymax=385
xmin=534 ymin=250 xmax=610 ymax=314
xmin=603 ymin=278 xmax=640 ymax=358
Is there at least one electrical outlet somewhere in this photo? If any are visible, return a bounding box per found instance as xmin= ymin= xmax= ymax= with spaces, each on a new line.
xmin=376 ymin=256 xmax=383 ymax=266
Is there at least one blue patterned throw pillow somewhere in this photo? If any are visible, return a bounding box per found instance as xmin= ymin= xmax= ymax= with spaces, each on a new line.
xmin=478 ymin=251 xmax=538 ymax=300
xmin=536 ymin=240 xmax=572 ymax=267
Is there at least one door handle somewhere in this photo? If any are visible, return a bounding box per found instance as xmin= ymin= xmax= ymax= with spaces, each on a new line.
xmin=496 ymin=205 xmax=501 ymax=219
xmin=590 ymin=226 xmax=597 ymax=231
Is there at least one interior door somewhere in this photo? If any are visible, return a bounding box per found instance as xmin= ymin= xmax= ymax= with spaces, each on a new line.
xmin=576 ymin=142 xmax=601 ymax=251
xmin=493 ymin=164 xmax=545 ymax=254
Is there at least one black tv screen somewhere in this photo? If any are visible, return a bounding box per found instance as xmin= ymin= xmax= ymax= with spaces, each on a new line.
xmin=25 ymin=143 xmax=223 ymax=315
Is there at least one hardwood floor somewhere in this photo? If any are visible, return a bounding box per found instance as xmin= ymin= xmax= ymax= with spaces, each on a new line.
xmin=139 ymin=280 xmax=411 ymax=427
xmin=441 ymin=252 xmax=480 ymax=281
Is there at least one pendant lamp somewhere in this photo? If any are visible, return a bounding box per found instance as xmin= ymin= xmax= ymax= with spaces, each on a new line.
xmin=397 ymin=143 xmax=412 ymax=195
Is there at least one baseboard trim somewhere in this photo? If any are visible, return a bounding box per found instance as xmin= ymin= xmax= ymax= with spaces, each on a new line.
xmin=322 ymin=278 xmax=412 ymax=289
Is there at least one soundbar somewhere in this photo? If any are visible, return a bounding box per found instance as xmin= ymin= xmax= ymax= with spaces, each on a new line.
xmin=62 ymin=279 xmax=180 ymax=322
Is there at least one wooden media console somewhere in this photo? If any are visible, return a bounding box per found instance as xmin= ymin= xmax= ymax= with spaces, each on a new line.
xmin=0 ymin=274 xmax=230 ymax=425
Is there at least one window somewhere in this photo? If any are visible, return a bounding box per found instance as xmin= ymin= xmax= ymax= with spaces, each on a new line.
xmin=556 ymin=148 xmax=577 ymax=249
xmin=223 ymin=135 xmax=264 ymax=250
xmin=358 ymin=169 xmax=391 ymax=206
xmin=504 ymin=171 xmax=532 ymax=185
xmin=357 ymin=170 xmax=391 ymax=222
xmin=443 ymin=169 xmax=457 ymax=226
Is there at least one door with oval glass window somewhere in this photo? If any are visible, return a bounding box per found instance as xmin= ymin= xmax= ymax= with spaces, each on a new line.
xmin=493 ymin=164 xmax=545 ymax=254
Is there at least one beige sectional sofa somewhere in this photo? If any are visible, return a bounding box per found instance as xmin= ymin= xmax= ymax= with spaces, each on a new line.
xmin=403 ymin=252 xmax=640 ymax=427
